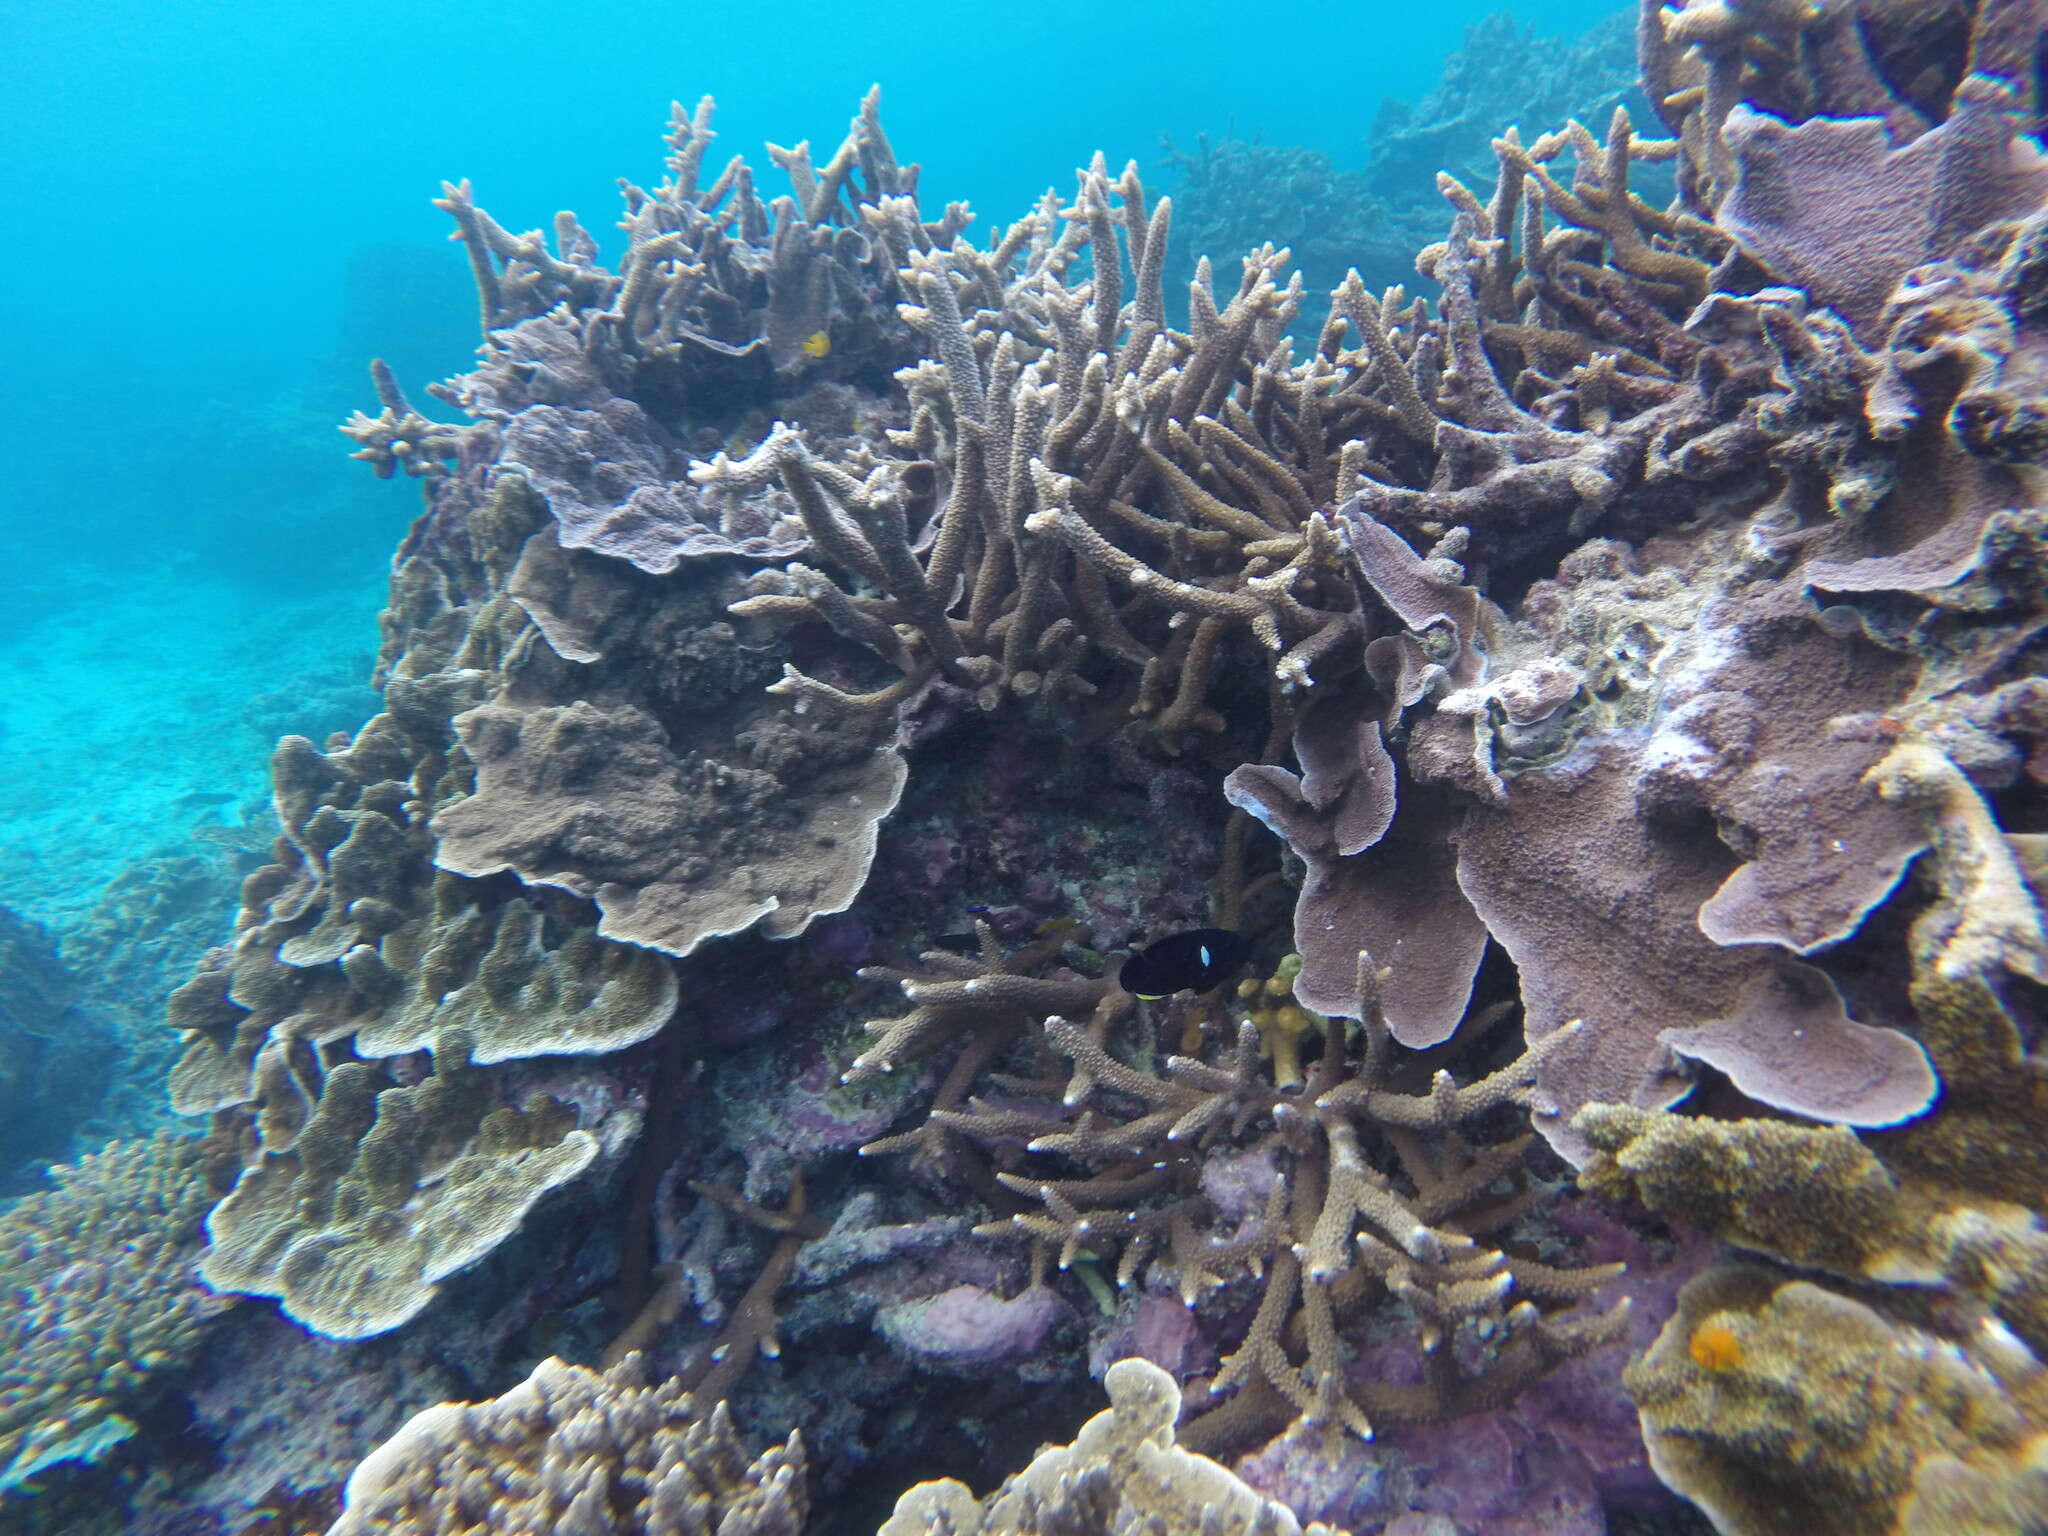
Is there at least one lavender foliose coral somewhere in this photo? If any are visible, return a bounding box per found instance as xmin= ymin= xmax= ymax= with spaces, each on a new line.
xmin=1576 ymin=739 xmax=2048 ymax=1535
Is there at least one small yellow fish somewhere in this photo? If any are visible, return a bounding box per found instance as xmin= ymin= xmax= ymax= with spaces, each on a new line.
xmin=801 ymin=330 xmax=831 ymax=359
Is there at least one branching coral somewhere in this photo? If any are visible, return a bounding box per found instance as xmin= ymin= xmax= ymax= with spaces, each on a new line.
xmin=147 ymin=8 xmax=2048 ymax=1529
xmin=857 ymin=930 xmax=1627 ymax=1452
xmin=703 ymin=161 xmax=1373 ymax=741
xmin=325 ymin=1353 xmax=807 ymax=1536
xmin=185 ymin=100 xmax=969 ymax=1339
xmin=0 ymin=1133 xmax=235 ymax=1492
xmin=1222 ymin=19 xmax=2048 ymax=1164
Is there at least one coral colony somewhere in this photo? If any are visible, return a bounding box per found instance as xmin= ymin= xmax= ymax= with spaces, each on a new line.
xmin=7 ymin=1 xmax=2048 ymax=1533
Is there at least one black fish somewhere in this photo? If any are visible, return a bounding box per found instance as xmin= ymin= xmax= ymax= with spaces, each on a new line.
xmin=1119 ymin=928 xmax=1251 ymax=1000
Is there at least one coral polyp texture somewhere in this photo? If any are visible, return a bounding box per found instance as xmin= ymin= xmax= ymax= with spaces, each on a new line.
xmin=325 ymin=1353 xmax=807 ymax=1536
xmin=877 ymin=1357 xmax=1341 ymax=1536
xmin=34 ymin=1 xmax=2045 ymax=1532
xmin=0 ymin=1132 xmax=234 ymax=1493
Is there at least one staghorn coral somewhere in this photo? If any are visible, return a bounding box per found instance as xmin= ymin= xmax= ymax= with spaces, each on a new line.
xmin=0 ymin=1133 xmax=234 ymax=1492
xmin=324 ymin=1353 xmax=807 ymax=1536
xmin=696 ymin=13 xmax=2048 ymax=1503
xmin=879 ymin=1357 xmax=1340 ymax=1536
xmin=700 ymin=159 xmax=1379 ymax=744
xmin=857 ymin=928 xmax=1628 ymax=1452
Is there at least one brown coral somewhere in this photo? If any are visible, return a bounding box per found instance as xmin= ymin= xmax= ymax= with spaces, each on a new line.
xmin=0 ymin=1133 xmax=234 ymax=1491
xmin=261 ymin=15 xmax=2047 ymax=1521
xmin=859 ymin=930 xmax=1627 ymax=1452
xmin=325 ymin=1353 xmax=807 ymax=1536
xmin=879 ymin=1357 xmax=1340 ymax=1536
xmin=199 ymin=1033 xmax=601 ymax=1339
xmin=1573 ymin=732 xmax=2048 ymax=1535
xmin=1623 ymin=1263 xmax=2048 ymax=1536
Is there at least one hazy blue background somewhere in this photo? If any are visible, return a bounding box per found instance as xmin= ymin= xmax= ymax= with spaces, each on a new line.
xmin=0 ymin=0 xmax=1619 ymax=927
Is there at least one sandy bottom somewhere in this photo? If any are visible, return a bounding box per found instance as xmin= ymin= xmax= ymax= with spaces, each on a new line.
xmin=0 ymin=564 xmax=383 ymax=933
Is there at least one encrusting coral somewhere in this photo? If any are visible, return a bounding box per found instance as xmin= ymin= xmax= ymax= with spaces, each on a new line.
xmin=1573 ymin=723 xmax=2048 ymax=1535
xmin=325 ymin=1355 xmax=1320 ymax=1536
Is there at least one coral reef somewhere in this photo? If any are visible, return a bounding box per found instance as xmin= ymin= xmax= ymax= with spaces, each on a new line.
xmin=0 ymin=904 xmax=114 ymax=1187
xmin=32 ymin=1 xmax=2048 ymax=1532
xmin=1162 ymin=9 xmax=1649 ymax=307
xmin=197 ymin=1033 xmax=605 ymax=1338
xmin=853 ymin=927 xmax=1628 ymax=1450
xmin=1572 ymin=728 xmax=2048 ymax=1535
xmin=1366 ymin=9 xmax=1648 ymax=208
